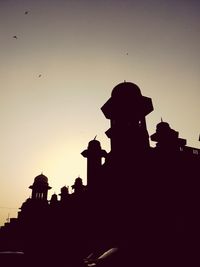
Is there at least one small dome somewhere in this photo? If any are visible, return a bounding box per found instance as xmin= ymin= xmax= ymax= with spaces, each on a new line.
xmin=60 ymin=186 xmax=69 ymax=194
xmin=156 ymin=121 xmax=170 ymax=131
xmin=88 ymin=139 xmax=101 ymax=149
xmin=34 ymin=173 xmax=48 ymax=184
xmin=75 ymin=177 xmax=83 ymax=185
xmin=51 ymin=194 xmax=58 ymax=201
xmin=111 ymin=82 xmax=141 ymax=98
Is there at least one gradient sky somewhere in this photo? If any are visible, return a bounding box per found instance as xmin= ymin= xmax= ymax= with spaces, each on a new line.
xmin=0 ymin=0 xmax=199 ymax=226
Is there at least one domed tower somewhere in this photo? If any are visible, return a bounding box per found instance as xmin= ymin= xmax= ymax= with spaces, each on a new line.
xmin=50 ymin=193 xmax=58 ymax=207
xmin=81 ymin=138 xmax=107 ymax=190
xmin=59 ymin=186 xmax=69 ymax=202
xmin=101 ymin=82 xmax=153 ymax=157
xmin=29 ymin=173 xmax=52 ymax=201
xmin=150 ymin=120 xmax=186 ymax=151
xmin=72 ymin=177 xmax=86 ymax=195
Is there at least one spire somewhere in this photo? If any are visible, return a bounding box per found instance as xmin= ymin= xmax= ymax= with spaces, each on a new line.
xmin=6 ymin=213 xmax=10 ymax=223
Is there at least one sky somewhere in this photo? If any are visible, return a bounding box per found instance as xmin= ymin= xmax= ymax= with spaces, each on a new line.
xmin=0 ymin=0 xmax=199 ymax=226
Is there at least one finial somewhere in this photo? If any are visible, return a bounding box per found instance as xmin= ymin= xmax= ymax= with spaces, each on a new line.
xmin=6 ymin=213 xmax=10 ymax=223
xmin=94 ymin=135 xmax=97 ymax=140
xmin=124 ymin=80 xmax=126 ymax=83
xmin=199 ymin=134 xmax=200 ymax=141
xmin=161 ymin=117 xmax=163 ymax=122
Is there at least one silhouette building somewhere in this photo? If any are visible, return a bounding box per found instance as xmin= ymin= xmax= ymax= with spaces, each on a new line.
xmin=29 ymin=173 xmax=52 ymax=201
xmin=0 ymin=81 xmax=199 ymax=266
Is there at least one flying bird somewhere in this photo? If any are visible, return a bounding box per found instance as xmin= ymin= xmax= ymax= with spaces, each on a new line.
xmin=24 ymin=11 xmax=29 ymax=15
xmin=13 ymin=35 xmax=18 ymax=39
xmin=38 ymin=74 xmax=42 ymax=78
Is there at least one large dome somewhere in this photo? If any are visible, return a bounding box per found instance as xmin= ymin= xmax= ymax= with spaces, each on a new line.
xmin=111 ymin=82 xmax=141 ymax=98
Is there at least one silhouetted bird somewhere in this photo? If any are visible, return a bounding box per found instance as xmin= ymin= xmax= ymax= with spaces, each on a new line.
xmin=24 ymin=11 xmax=29 ymax=15
xmin=38 ymin=74 xmax=42 ymax=78
xmin=13 ymin=35 xmax=18 ymax=39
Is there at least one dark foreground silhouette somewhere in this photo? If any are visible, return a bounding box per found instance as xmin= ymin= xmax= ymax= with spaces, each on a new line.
xmin=0 ymin=82 xmax=199 ymax=266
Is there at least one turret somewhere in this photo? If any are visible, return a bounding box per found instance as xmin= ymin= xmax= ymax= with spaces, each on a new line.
xmin=151 ymin=120 xmax=186 ymax=151
xmin=29 ymin=173 xmax=52 ymax=201
xmin=59 ymin=186 xmax=69 ymax=202
xmin=72 ymin=177 xmax=86 ymax=195
xmin=50 ymin=193 xmax=58 ymax=207
xmin=81 ymin=138 xmax=107 ymax=190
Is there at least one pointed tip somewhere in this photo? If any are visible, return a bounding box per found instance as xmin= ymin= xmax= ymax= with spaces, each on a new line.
xmin=161 ymin=117 xmax=163 ymax=122
xmin=94 ymin=135 xmax=97 ymax=140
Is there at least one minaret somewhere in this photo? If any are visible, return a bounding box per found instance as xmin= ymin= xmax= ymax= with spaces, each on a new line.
xmin=29 ymin=173 xmax=52 ymax=201
xmin=101 ymin=82 xmax=153 ymax=158
xmin=81 ymin=139 xmax=107 ymax=190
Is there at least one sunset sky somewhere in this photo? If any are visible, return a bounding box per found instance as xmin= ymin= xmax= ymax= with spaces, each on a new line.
xmin=0 ymin=0 xmax=199 ymax=226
